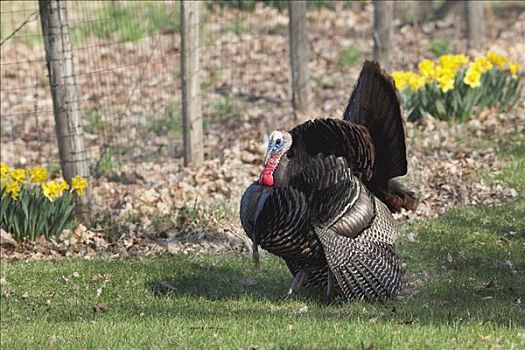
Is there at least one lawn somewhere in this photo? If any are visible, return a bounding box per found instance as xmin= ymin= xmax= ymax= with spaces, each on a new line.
xmin=1 ymin=137 xmax=524 ymax=349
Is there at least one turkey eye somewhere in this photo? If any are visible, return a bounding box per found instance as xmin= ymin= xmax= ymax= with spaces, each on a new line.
xmin=275 ymin=139 xmax=282 ymax=145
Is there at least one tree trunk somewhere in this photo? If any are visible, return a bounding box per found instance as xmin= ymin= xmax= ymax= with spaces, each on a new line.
xmin=395 ymin=1 xmax=433 ymax=24
xmin=413 ymin=0 xmax=433 ymax=24
xmin=373 ymin=0 xmax=394 ymax=71
xmin=180 ymin=1 xmax=204 ymax=167
xmin=465 ymin=1 xmax=486 ymax=50
xmin=288 ymin=0 xmax=312 ymax=114
xmin=39 ymin=0 xmax=91 ymax=220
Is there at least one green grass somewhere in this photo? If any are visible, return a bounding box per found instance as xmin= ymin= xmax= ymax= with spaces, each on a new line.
xmin=336 ymin=46 xmax=361 ymax=68
xmin=144 ymin=104 xmax=182 ymax=137
xmin=224 ymin=17 xmax=246 ymax=35
xmin=428 ymin=37 xmax=455 ymax=58
xmin=209 ymin=0 xmax=354 ymax=11
xmin=92 ymin=148 xmax=119 ymax=178
xmin=1 ymin=1 xmax=179 ymax=47
xmin=207 ymin=95 xmax=242 ymax=127
xmin=83 ymin=108 xmax=109 ymax=135
xmin=71 ymin=2 xmax=179 ymax=44
xmin=1 ymin=135 xmax=524 ymax=349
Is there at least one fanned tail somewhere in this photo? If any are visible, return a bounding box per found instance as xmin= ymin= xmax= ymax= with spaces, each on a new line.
xmin=343 ymin=60 xmax=417 ymax=212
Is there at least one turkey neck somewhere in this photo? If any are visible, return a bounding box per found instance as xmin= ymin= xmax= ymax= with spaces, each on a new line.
xmin=272 ymin=146 xmax=310 ymax=187
xmin=271 ymin=156 xmax=289 ymax=187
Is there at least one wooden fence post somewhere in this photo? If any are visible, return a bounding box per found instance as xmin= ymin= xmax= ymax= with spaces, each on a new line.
xmin=373 ymin=0 xmax=394 ymax=71
xmin=465 ymin=1 xmax=486 ymax=50
xmin=180 ymin=0 xmax=204 ymax=167
xmin=288 ymin=0 xmax=312 ymax=115
xmin=39 ymin=0 xmax=91 ymax=219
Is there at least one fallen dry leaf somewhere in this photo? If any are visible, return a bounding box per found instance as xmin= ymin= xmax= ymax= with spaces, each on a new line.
xmin=0 ymin=230 xmax=18 ymax=249
xmin=1 ymin=288 xmax=14 ymax=298
xmin=94 ymin=303 xmax=108 ymax=313
xmin=297 ymin=305 xmax=309 ymax=314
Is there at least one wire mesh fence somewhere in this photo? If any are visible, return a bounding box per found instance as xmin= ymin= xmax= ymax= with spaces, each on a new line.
xmin=1 ymin=1 xmax=303 ymax=175
xmin=3 ymin=1 xmax=520 ymax=180
xmin=1 ymin=1 xmax=183 ymax=174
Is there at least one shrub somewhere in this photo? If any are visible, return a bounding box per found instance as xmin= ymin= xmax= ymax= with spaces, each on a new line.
xmin=0 ymin=163 xmax=88 ymax=241
xmin=393 ymin=51 xmax=522 ymax=122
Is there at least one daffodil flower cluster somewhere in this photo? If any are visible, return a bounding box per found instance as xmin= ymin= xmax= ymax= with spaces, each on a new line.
xmin=393 ymin=52 xmax=520 ymax=94
xmin=0 ymin=163 xmax=88 ymax=201
xmin=1 ymin=164 xmax=25 ymax=200
xmin=41 ymin=179 xmax=69 ymax=201
xmin=392 ymin=51 xmax=522 ymax=122
xmin=1 ymin=163 xmax=89 ymax=241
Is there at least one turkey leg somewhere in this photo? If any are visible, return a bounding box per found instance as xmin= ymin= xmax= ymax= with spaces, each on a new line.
xmin=287 ymin=269 xmax=309 ymax=295
xmin=325 ymin=268 xmax=335 ymax=303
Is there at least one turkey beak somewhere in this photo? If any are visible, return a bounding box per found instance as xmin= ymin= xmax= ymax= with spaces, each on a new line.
xmin=263 ymin=150 xmax=271 ymax=167
xmin=263 ymin=143 xmax=275 ymax=166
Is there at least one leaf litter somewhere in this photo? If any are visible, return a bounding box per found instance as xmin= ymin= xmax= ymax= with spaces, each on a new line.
xmin=1 ymin=4 xmax=524 ymax=261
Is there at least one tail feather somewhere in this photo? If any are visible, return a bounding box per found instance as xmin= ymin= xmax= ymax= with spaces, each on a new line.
xmin=344 ymin=60 xmax=418 ymax=212
xmin=343 ymin=60 xmax=407 ymax=181
xmin=376 ymin=179 xmax=419 ymax=213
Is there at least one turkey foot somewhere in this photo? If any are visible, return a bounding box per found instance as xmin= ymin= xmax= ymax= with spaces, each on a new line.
xmin=287 ymin=269 xmax=309 ymax=296
xmin=325 ymin=269 xmax=335 ymax=304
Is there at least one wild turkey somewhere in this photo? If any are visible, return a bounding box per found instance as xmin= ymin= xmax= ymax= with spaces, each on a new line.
xmin=268 ymin=60 xmax=417 ymax=213
xmin=240 ymin=60 xmax=415 ymax=301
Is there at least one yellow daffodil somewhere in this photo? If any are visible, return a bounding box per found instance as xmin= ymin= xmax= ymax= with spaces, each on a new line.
xmin=464 ymin=67 xmax=482 ymax=88
xmin=472 ymin=56 xmax=493 ymax=73
xmin=453 ymin=54 xmax=469 ymax=66
xmin=42 ymin=181 xmax=55 ymax=201
xmin=10 ymin=168 xmax=25 ymax=183
xmin=406 ymin=72 xmax=425 ymax=91
xmin=42 ymin=179 xmax=68 ymax=201
xmin=392 ymin=71 xmax=409 ymax=90
xmin=439 ymin=54 xmax=453 ymax=67
xmin=439 ymin=54 xmax=468 ymax=75
xmin=437 ymin=74 xmax=455 ymax=93
xmin=486 ymin=51 xmax=507 ymax=69
xmin=71 ymin=176 xmax=88 ymax=196
xmin=30 ymin=167 xmax=48 ymax=184
xmin=0 ymin=163 xmax=9 ymax=179
xmin=58 ymin=179 xmax=69 ymax=192
xmin=433 ymin=63 xmax=457 ymax=93
xmin=5 ymin=181 xmax=21 ymax=200
xmin=509 ymin=62 xmax=520 ymax=79
xmin=418 ymin=59 xmax=436 ymax=82
xmin=1 ymin=163 xmax=9 ymax=188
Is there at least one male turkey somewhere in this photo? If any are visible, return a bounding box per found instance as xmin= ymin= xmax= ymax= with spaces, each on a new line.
xmin=240 ymin=60 xmax=415 ymax=301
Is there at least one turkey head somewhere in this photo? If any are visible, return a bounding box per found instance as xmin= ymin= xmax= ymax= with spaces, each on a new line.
xmin=259 ymin=130 xmax=292 ymax=187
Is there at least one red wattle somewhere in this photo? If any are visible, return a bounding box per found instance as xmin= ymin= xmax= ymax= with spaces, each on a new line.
xmin=260 ymin=173 xmax=274 ymax=187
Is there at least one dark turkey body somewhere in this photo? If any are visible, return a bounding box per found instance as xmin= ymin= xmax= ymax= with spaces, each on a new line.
xmin=240 ymin=171 xmax=402 ymax=301
xmin=240 ymin=182 xmax=330 ymax=290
